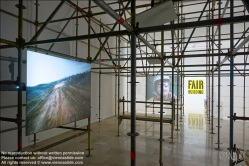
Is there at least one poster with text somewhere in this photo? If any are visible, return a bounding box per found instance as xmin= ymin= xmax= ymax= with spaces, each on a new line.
xmin=188 ymin=79 xmax=205 ymax=94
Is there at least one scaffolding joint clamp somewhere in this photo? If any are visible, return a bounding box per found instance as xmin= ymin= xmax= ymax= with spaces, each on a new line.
xmin=127 ymin=132 xmax=139 ymax=137
xmin=86 ymin=56 xmax=92 ymax=63
xmin=16 ymin=38 xmax=25 ymax=49
xmin=34 ymin=20 xmax=39 ymax=27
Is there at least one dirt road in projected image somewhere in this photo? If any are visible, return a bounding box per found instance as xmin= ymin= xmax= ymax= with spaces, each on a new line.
xmin=26 ymin=73 xmax=91 ymax=135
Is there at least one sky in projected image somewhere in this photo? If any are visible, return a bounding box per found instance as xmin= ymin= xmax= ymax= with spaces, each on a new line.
xmin=27 ymin=51 xmax=90 ymax=86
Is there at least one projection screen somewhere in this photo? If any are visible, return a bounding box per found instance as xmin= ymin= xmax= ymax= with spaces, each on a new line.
xmin=26 ymin=51 xmax=91 ymax=135
xmin=146 ymin=75 xmax=181 ymax=102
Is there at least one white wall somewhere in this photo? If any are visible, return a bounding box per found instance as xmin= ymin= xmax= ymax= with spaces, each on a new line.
xmin=0 ymin=0 xmax=118 ymax=152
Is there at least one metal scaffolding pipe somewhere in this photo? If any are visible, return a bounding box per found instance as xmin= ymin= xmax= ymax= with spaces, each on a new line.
xmin=92 ymin=0 xmax=132 ymax=31
xmin=30 ymin=0 xmax=66 ymax=42
xmin=98 ymin=19 xmax=101 ymax=122
xmin=117 ymin=7 xmax=121 ymax=136
xmin=24 ymin=15 xmax=249 ymax=47
xmin=211 ymin=6 xmax=215 ymax=134
xmin=176 ymin=0 xmax=209 ymax=66
xmin=212 ymin=35 xmax=249 ymax=72
xmin=91 ymin=0 xmax=178 ymax=73
xmin=93 ymin=52 xmax=249 ymax=62
xmin=93 ymin=0 xmax=131 ymax=61
xmin=159 ymin=30 xmax=164 ymax=166
xmin=130 ymin=0 xmax=136 ymax=165
xmin=49 ymin=10 xmax=76 ymax=51
xmin=213 ymin=0 xmax=229 ymax=39
xmin=241 ymin=0 xmax=249 ymax=12
xmin=86 ymin=0 xmax=92 ymax=158
xmin=229 ymin=0 xmax=234 ymax=165
xmin=176 ymin=2 xmax=180 ymax=130
xmin=92 ymin=63 xmax=249 ymax=69
xmin=16 ymin=1 xmax=24 ymax=165
xmin=108 ymin=36 xmax=249 ymax=50
xmin=217 ymin=0 xmax=221 ymax=150
xmin=0 ymin=38 xmax=17 ymax=47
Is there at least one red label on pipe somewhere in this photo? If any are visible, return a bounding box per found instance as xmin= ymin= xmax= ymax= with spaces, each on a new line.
xmin=118 ymin=18 xmax=125 ymax=25
xmin=101 ymin=59 xmax=105 ymax=62
xmin=130 ymin=151 xmax=136 ymax=160
xmin=215 ymin=18 xmax=222 ymax=25
xmin=18 ymin=142 xmax=22 ymax=148
xmin=118 ymin=106 xmax=120 ymax=110
xmin=88 ymin=117 xmax=91 ymax=122
xmin=178 ymin=55 xmax=183 ymax=59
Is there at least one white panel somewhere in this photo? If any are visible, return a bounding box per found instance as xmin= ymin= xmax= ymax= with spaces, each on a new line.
xmin=126 ymin=1 xmax=177 ymax=28
xmin=147 ymin=59 xmax=161 ymax=64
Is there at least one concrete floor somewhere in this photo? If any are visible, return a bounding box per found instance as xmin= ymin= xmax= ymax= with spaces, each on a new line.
xmin=22 ymin=107 xmax=249 ymax=166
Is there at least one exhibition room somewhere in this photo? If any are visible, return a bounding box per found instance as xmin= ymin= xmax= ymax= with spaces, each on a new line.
xmin=0 ymin=0 xmax=249 ymax=165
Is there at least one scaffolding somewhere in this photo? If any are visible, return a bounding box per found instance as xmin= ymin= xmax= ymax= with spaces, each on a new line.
xmin=0 ymin=0 xmax=249 ymax=166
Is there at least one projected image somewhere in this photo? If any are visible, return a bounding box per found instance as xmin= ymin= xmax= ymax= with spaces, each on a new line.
xmin=146 ymin=75 xmax=180 ymax=102
xmin=26 ymin=51 xmax=91 ymax=135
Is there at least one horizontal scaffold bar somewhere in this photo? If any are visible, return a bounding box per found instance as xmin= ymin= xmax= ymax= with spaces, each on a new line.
xmin=93 ymin=52 xmax=249 ymax=62
xmin=25 ymin=16 xmax=249 ymax=46
xmin=91 ymin=63 xmax=249 ymax=70
xmin=119 ymin=100 xmax=174 ymax=105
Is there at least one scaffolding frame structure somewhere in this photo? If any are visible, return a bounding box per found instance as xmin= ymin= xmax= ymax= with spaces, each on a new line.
xmin=0 ymin=0 xmax=249 ymax=166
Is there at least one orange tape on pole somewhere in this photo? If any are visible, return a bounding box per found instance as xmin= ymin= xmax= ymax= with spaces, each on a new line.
xmin=118 ymin=18 xmax=125 ymax=24
xmin=215 ymin=18 xmax=222 ymax=25
xmin=18 ymin=142 xmax=22 ymax=149
xmin=130 ymin=151 xmax=136 ymax=160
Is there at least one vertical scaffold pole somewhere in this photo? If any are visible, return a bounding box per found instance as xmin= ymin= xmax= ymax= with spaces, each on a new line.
xmin=208 ymin=2 xmax=211 ymax=124
xmin=176 ymin=1 xmax=180 ymax=131
xmin=127 ymin=42 xmax=129 ymax=113
xmin=76 ymin=0 xmax=78 ymax=58
xmin=217 ymin=0 xmax=221 ymax=150
xmin=159 ymin=30 xmax=164 ymax=166
xmin=99 ymin=19 xmax=101 ymax=122
xmin=182 ymin=12 xmax=185 ymax=117
xmin=117 ymin=3 xmax=121 ymax=136
xmin=206 ymin=11 xmax=209 ymax=116
xmin=145 ymin=33 xmax=148 ymax=116
xmin=86 ymin=0 xmax=92 ymax=158
xmin=33 ymin=0 xmax=39 ymax=148
xmin=243 ymin=7 xmax=246 ymax=118
xmin=211 ymin=1 xmax=215 ymax=134
xmin=229 ymin=0 xmax=234 ymax=165
xmin=171 ymin=20 xmax=175 ymax=143
xmin=123 ymin=96 xmax=125 ymax=115
xmin=180 ymin=2 xmax=183 ymax=122
xmin=17 ymin=1 xmax=24 ymax=166
xmin=130 ymin=0 xmax=137 ymax=165
xmin=153 ymin=32 xmax=155 ymax=115
xmin=115 ymin=36 xmax=117 ymax=116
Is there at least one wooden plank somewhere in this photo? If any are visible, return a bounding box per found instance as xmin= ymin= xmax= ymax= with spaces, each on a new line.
xmin=119 ymin=115 xmax=172 ymax=124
